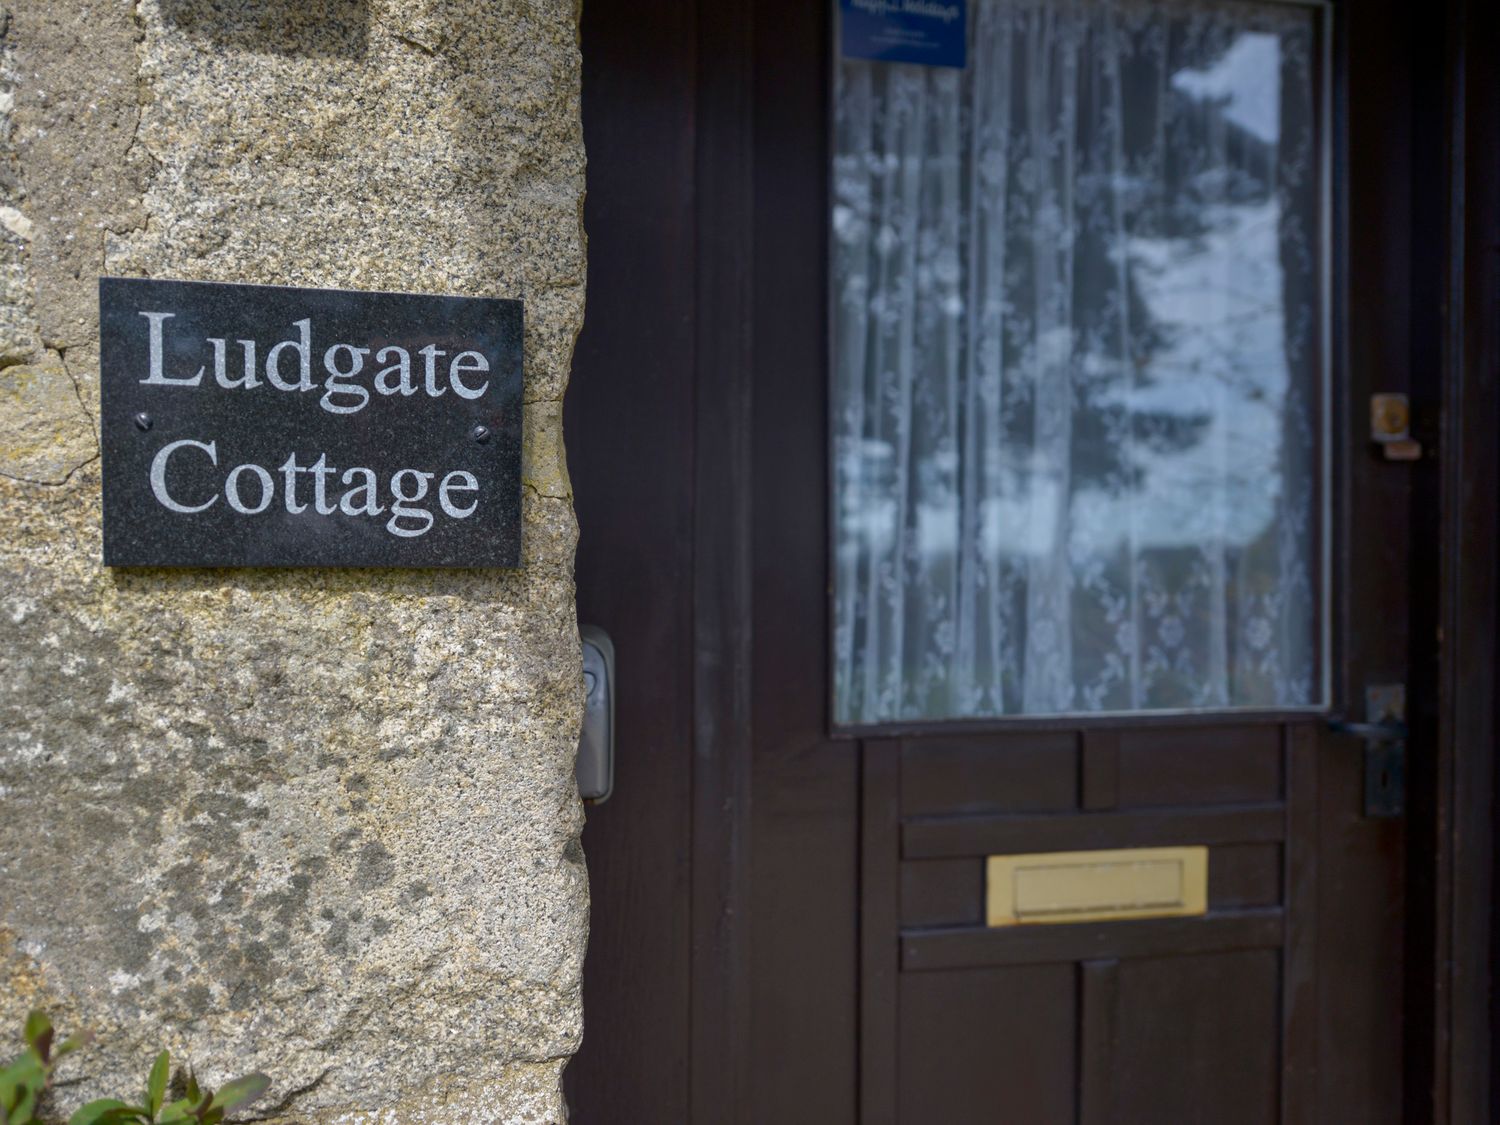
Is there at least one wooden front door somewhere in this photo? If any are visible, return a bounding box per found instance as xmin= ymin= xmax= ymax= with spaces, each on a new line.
xmin=565 ymin=0 xmax=1463 ymax=1120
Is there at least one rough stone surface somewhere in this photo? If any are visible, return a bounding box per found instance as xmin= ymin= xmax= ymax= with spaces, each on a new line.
xmin=0 ymin=2 xmax=587 ymax=1122
xmin=0 ymin=358 xmax=96 ymax=485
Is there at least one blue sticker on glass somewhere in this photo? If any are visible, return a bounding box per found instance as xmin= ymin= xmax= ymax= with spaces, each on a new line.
xmin=839 ymin=0 xmax=967 ymax=70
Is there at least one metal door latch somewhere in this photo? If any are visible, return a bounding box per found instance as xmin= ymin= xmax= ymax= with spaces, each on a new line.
xmin=1328 ymin=683 xmax=1406 ymax=818
xmin=577 ymin=625 xmax=615 ymax=804
xmin=1369 ymin=393 xmax=1422 ymax=461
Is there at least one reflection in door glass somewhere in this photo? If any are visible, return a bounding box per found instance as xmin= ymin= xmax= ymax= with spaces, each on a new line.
xmin=832 ymin=0 xmax=1323 ymax=723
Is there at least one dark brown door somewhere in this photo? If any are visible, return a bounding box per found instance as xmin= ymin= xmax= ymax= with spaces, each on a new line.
xmin=566 ymin=0 xmax=1451 ymax=1121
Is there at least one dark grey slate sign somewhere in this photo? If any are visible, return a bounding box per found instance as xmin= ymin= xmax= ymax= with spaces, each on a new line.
xmin=100 ymin=277 xmax=522 ymax=568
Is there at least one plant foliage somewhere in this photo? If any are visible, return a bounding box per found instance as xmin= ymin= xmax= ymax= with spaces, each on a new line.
xmin=0 ymin=1013 xmax=269 ymax=1125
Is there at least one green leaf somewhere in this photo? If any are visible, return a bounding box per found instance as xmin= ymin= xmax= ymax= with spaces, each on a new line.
xmin=146 ymin=1051 xmax=170 ymax=1117
xmin=1 ymin=1059 xmax=28 ymax=1107
xmin=20 ymin=1015 xmax=49 ymax=1052
xmin=162 ymin=1085 xmax=213 ymax=1125
xmin=68 ymin=1099 xmax=135 ymax=1125
xmin=20 ymin=1015 xmax=51 ymax=1063
xmin=1 ymin=1054 xmax=45 ymax=1089
xmin=9 ymin=1084 xmax=36 ymax=1125
xmin=0 ymin=1056 xmax=45 ymax=1124
xmin=207 ymin=1074 xmax=268 ymax=1115
xmin=54 ymin=1031 xmax=94 ymax=1060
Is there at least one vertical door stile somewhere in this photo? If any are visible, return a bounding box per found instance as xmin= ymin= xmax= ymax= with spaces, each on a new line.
xmin=1078 ymin=958 xmax=1122 ymax=1125
xmin=860 ymin=739 xmax=903 ymax=1125
xmin=1281 ymin=721 xmax=1320 ymax=1121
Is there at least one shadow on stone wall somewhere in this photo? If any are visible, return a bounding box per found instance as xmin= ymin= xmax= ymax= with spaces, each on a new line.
xmin=157 ymin=0 xmax=369 ymax=59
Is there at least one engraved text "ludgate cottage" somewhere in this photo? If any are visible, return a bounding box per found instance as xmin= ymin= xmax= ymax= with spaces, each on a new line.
xmin=137 ymin=310 xmax=492 ymax=539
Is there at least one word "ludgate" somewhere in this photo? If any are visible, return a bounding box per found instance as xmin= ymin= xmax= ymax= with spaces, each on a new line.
xmin=138 ymin=312 xmax=494 ymax=415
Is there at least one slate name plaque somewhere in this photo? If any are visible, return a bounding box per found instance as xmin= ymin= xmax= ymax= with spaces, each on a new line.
xmin=100 ymin=277 xmax=522 ymax=568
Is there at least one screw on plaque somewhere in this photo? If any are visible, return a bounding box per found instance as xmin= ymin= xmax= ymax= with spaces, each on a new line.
xmin=133 ymin=412 xmax=153 ymax=431
xmin=471 ymin=424 xmax=491 ymax=443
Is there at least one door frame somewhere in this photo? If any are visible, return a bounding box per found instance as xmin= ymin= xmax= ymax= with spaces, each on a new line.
xmin=1415 ymin=0 xmax=1500 ymax=1117
xmin=689 ymin=3 xmax=756 ymax=1119
xmin=566 ymin=0 xmax=1499 ymax=1119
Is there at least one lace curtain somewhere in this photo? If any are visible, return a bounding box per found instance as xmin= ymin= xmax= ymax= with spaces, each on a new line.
xmin=832 ymin=0 xmax=1321 ymax=723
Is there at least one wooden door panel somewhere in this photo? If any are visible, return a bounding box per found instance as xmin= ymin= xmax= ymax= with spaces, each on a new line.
xmin=898 ymin=966 xmax=1078 ymax=1125
xmin=1312 ymin=729 xmax=1405 ymax=1121
xmin=1211 ymin=843 xmax=1285 ymax=908
xmin=870 ymin=724 xmax=1312 ymax=1119
xmin=902 ymin=910 xmax=1286 ymax=971
xmin=900 ymin=860 xmax=983 ymax=928
xmin=1110 ymin=950 xmax=1282 ymax=1124
xmin=900 ymin=736 xmax=1078 ymax=817
xmin=1115 ymin=727 xmax=1285 ymax=808
xmin=862 ymin=722 xmax=1401 ymax=1120
xmin=903 ymin=805 xmax=1285 ymax=857
xmin=898 ymin=727 xmax=1288 ymax=817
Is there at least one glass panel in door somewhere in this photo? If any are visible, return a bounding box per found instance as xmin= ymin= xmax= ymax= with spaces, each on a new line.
xmin=831 ymin=0 xmax=1324 ymax=723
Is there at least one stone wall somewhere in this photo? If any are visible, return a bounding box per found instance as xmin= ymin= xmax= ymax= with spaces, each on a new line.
xmin=0 ymin=2 xmax=587 ymax=1122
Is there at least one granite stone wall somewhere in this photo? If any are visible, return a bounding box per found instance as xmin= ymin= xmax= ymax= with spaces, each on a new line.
xmin=0 ymin=2 xmax=587 ymax=1122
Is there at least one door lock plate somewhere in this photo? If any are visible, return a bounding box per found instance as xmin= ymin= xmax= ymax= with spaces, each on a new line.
xmin=1362 ymin=683 xmax=1405 ymax=819
xmin=1364 ymin=741 xmax=1405 ymax=819
xmin=1369 ymin=393 xmax=1422 ymax=461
